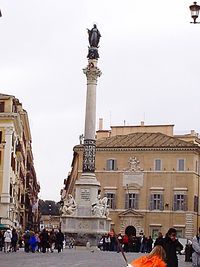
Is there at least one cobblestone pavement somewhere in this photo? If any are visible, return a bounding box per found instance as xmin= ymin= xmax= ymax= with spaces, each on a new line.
xmin=0 ymin=248 xmax=192 ymax=267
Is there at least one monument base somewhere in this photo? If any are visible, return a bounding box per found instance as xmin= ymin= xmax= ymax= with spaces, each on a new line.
xmin=61 ymin=216 xmax=111 ymax=246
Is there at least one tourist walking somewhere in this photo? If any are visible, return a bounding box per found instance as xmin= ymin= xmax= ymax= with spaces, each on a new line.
xmin=104 ymin=234 xmax=111 ymax=251
xmin=23 ymin=230 xmax=31 ymax=252
xmin=29 ymin=231 xmax=37 ymax=253
xmin=154 ymin=232 xmax=164 ymax=247
xmin=4 ymin=229 xmax=12 ymax=253
xmin=161 ymin=228 xmax=183 ymax=267
xmin=49 ymin=229 xmax=56 ymax=252
xmin=39 ymin=229 xmax=49 ymax=253
xmin=192 ymin=227 xmax=200 ymax=267
xmin=123 ymin=233 xmax=129 ymax=252
xmin=0 ymin=230 xmax=4 ymax=251
xmin=140 ymin=235 xmax=147 ymax=253
xmin=146 ymin=236 xmax=153 ymax=253
xmin=11 ymin=228 xmax=18 ymax=252
xmin=55 ymin=229 xmax=64 ymax=253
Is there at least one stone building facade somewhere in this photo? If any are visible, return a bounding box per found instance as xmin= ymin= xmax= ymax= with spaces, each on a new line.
xmin=0 ymin=94 xmax=40 ymax=231
xmin=39 ymin=200 xmax=60 ymax=231
xmin=63 ymin=122 xmax=200 ymax=239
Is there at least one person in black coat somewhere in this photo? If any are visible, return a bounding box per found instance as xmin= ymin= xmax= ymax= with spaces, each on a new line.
xmin=154 ymin=232 xmax=164 ymax=247
xmin=162 ymin=228 xmax=183 ymax=267
xmin=39 ymin=229 xmax=49 ymax=253
xmin=55 ymin=229 xmax=64 ymax=253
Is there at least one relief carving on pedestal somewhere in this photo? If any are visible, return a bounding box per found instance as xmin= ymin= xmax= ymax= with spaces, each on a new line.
xmin=82 ymin=139 xmax=96 ymax=173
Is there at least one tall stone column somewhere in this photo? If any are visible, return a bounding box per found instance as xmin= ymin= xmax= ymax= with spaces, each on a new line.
xmin=75 ymin=59 xmax=102 ymax=216
xmin=82 ymin=59 xmax=101 ymax=174
xmin=61 ymin=25 xmax=110 ymax=245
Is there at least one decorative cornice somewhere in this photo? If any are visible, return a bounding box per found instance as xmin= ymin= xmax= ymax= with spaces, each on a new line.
xmin=75 ymin=146 xmax=199 ymax=152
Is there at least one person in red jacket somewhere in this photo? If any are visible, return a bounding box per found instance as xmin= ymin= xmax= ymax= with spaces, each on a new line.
xmin=129 ymin=245 xmax=166 ymax=267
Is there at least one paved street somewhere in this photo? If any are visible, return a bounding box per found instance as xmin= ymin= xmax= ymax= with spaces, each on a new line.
xmin=0 ymin=248 xmax=192 ymax=267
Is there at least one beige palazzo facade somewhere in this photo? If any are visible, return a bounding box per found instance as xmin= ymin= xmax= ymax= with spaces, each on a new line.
xmin=0 ymin=94 xmax=40 ymax=231
xmin=63 ymin=122 xmax=200 ymax=239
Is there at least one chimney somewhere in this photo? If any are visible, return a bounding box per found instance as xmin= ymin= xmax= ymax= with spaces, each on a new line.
xmin=99 ymin=118 xmax=103 ymax=130
xmin=141 ymin=121 xmax=144 ymax=126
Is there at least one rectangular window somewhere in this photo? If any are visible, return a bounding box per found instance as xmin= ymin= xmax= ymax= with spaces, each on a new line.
xmin=105 ymin=193 xmax=116 ymax=209
xmin=173 ymin=194 xmax=187 ymax=211
xmin=194 ymin=195 xmax=198 ymax=212
xmin=151 ymin=229 xmax=160 ymax=240
xmin=178 ymin=159 xmax=185 ymax=171
xmin=176 ymin=229 xmax=184 ymax=238
xmin=125 ymin=193 xmax=139 ymax=209
xmin=106 ymin=159 xmax=117 ymax=171
xmin=149 ymin=194 xmax=163 ymax=210
xmin=0 ymin=102 xmax=5 ymax=112
xmin=155 ymin=159 xmax=162 ymax=171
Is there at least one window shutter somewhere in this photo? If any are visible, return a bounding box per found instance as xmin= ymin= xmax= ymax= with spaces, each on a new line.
xmin=160 ymin=194 xmax=164 ymax=210
xmin=135 ymin=194 xmax=139 ymax=210
xmin=173 ymin=195 xmax=177 ymax=211
xmin=183 ymin=195 xmax=188 ymax=211
xmin=149 ymin=194 xmax=153 ymax=210
xmin=106 ymin=160 xmax=109 ymax=170
xmin=113 ymin=194 xmax=116 ymax=209
xmin=125 ymin=194 xmax=128 ymax=209
xmin=114 ymin=159 xmax=117 ymax=171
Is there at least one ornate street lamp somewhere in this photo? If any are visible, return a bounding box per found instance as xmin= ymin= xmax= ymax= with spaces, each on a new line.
xmin=189 ymin=2 xmax=200 ymax=23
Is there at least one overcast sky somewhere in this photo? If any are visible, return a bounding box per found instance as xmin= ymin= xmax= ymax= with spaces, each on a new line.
xmin=0 ymin=1 xmax=199 ymax=201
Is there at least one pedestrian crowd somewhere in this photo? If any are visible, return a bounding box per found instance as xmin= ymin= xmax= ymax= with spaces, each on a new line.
xmin=0 ymin=227 xmax=70 ymax=254
xmin=98 ymin=231 xmax=153 ymax=253
xmin=99 ymin=228 xmax=184 ymax=267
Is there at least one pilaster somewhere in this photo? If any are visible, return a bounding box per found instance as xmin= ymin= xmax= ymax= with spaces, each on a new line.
xmin=1 ymin=126 xmax=13 ymax=203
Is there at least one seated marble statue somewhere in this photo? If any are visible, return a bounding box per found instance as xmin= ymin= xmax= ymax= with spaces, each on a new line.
xmin=62 ymin=194 xmax=77 ymax=215
xmin=91 ymin=195 xmax=109 ymax=217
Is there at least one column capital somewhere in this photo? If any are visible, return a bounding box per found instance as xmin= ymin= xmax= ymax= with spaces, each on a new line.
xmin=83 ymin=61 xmax=102 ymax=83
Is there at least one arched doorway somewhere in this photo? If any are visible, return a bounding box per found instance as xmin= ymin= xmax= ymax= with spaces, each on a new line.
xmin=125 ymin=225 xmax=136 ymax=236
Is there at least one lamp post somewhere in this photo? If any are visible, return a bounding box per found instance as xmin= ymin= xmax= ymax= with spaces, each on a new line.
xmin=48 ymin=204 xmax=52 ymax=229
xmin=189 ymin=2 xmax=200 ymax=23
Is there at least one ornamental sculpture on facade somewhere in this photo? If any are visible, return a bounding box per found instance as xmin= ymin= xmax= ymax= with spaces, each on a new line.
xmin=91 ymin=194 xmax=109 ymax=218
xmin=124 ymin=156 xmax=142 ymax=172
